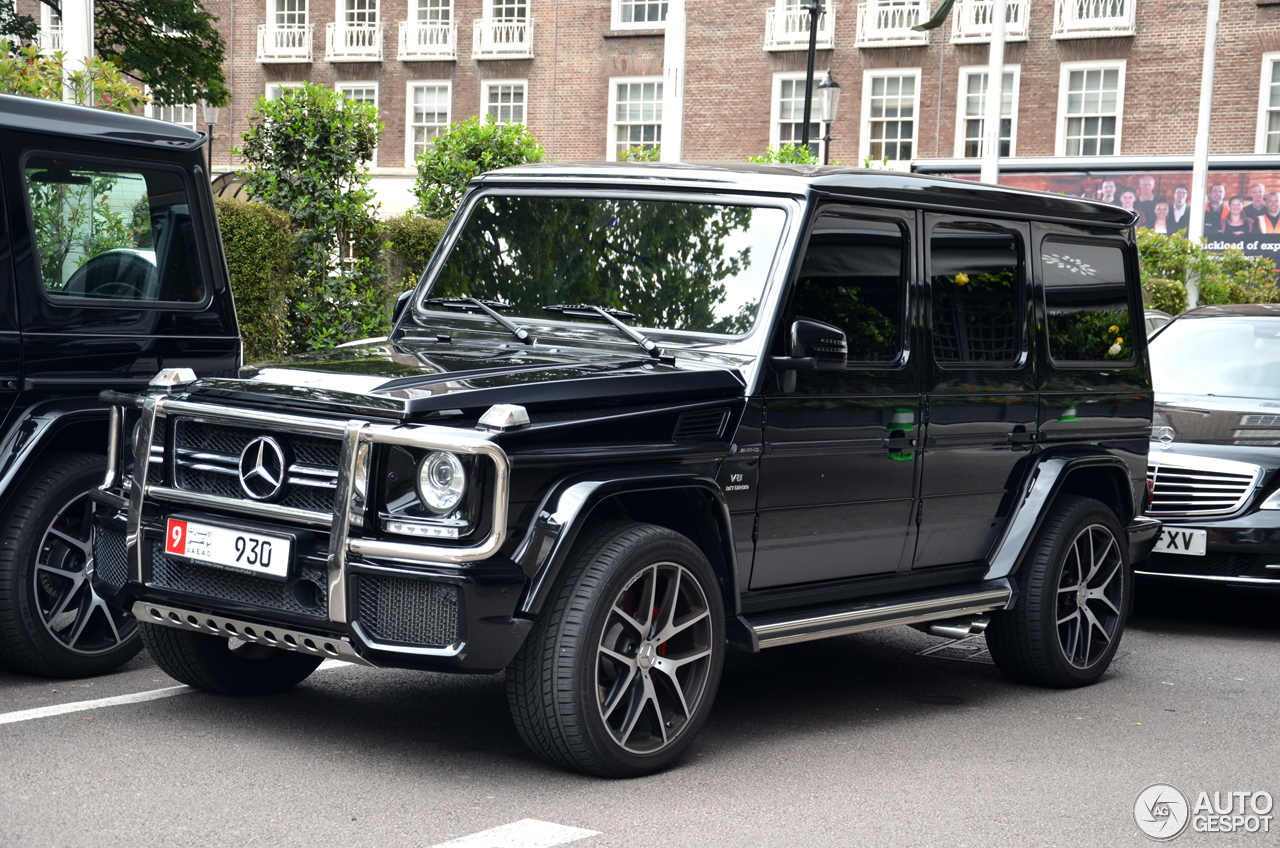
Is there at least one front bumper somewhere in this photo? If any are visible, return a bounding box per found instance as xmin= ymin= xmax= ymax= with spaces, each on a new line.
xmin=1136 ymin=509 xmax=1280 ymax=588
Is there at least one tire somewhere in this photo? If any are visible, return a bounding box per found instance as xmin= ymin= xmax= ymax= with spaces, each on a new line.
xmin=507 ymin=521 xmax=726 ymax=777
xmin=0 ymin=453 xmax=142 ymax=678
xmin=987 ymin=495 xmax=1132 ymax=688
xmin=140 ymin=622 xmax=323 ymax=695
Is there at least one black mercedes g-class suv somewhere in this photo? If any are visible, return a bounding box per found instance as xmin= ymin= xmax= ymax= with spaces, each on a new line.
xmin=0 ymin=95 xmax=239 ymax=678
xmin=99 ymin=163 xmax=1158 ymax=776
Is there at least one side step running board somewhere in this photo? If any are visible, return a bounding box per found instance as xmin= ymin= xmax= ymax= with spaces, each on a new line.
xmin=730 ymin=580 xmax=1013 ymax=651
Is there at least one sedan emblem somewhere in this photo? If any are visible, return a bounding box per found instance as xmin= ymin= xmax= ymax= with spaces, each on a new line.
xmin=238 ymin=436 xmax=287 ymax=500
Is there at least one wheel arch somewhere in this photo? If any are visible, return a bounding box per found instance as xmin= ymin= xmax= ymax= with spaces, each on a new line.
xmin=513 ymin=468 xmax=739 ymax=618
xmin=0 ymin=400 xmax=110 ymax=516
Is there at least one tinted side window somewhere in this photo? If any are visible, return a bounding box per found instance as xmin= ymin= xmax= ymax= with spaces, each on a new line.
xmin=930 ymin=227 xmax=1021 ymax=365
xmin=23 ymin=157 xmax=205 ymax=304
xmin=788 ymin=216 xmax=905 ymax=364
xmin=1042 ymin=242 xmax=1133 ymax=364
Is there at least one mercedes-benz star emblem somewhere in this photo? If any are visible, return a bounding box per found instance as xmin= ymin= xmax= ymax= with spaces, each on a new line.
xmin=238 ymin=436 xmax=287 ymax=500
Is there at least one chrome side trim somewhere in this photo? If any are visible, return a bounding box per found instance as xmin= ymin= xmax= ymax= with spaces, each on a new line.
xmin=144 ymin=485 xmax=334 ymax=528
xmin=745 ymin=584 xmax=1013 ymax=649
xmin=328 ymin=420 xmax=368 ymax=623
xmin=132 ymin=601 xmax=373 ymax=666
xmin=1134 ymin=570 xmax=1280 ymax=586
xmin=350 ymin=619 xmax=465 ymax=659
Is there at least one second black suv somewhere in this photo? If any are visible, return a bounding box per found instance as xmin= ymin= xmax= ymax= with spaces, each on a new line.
xmin=100 ymin=164 xmax=1158 ymax=776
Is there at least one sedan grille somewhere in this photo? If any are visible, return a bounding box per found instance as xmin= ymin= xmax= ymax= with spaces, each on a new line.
xmin=1146 ymin=453 xmax=1262 ymax=517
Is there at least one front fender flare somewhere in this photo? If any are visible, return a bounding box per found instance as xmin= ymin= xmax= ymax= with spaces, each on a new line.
xmin=0 ymin=398 xmax=110 ymax=505
xmin=513 ymin=467 xmax=738 ymax=617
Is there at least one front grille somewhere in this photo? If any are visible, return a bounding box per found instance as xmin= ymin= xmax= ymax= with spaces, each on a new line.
xmin=149 ymin=542 xmax=329 ymax=619
xmin=95 ymin=525 xmax=129 ymax=590
xmin=1145 ymin=552 xmax=1263 ymax=578
xmin=172 ymin=418 xmax=340 ymax=514
xmin=1147 ymin=455 xmax=1262 ymax=517
xmin=357 ymin=575 xmax=459 ymax=647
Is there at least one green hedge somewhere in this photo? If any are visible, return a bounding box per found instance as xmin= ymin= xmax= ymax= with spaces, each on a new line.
xmin=381 ymin=214 xmax=448 ymax=302
xmin=215 ymin=197 xmax=298 ymax=363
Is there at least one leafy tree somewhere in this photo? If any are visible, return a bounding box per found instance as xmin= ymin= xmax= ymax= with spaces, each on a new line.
xmin=749 ymin=145 xmax=819 ymax=165
xmin=0 ymin=44 xmax=147 ymax=111
xmin=413 ymin=117 xmax=543 ymax=218
xmin=235 ymin=82 xmax=385 ymax=349
xmin=0 ymin=4 xmax=37 ymax=49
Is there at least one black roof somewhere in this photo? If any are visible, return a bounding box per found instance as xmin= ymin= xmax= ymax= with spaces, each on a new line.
xmin=0 ymin=93 xmax=204 ymax=151
xmin=481 ymin=162 xmax=1139 ymax=228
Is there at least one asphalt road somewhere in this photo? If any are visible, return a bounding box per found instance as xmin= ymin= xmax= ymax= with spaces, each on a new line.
xmin=1 ymin=579 xmax=1277 ymax=848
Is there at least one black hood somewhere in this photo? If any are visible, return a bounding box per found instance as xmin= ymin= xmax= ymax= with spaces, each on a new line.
xmin=1155 ymin=393 xmax=1280 ymax=466
xmin=187 ymin=332 xmax=750 ymax=421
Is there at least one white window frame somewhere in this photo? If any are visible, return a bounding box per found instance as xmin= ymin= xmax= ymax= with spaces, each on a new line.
xmin=406 ymin=80 xmax=452 ymax=164
xmin=954 ymin=65 xmax=1020 ymax=158
xmin=769 ymin=72 xmax=823 ymax=161
xmin=337 ymin=0 xmax=378 ymax=26
xmin=607 ymin=76 xmax=663 ymax=161
xmin=611 ymin=0 xmax=667 ymax=30
xmin=859 ymin=68 xmax=922 ymax=167
xmin=146 ymin=100 xmax=199 ymax=131
xmin=1055 ymin=60 xmax=1125 ymax=158
xmin=265 ymin=81 xmax=305 ymax=100
xmin=268 ymin=0 xmax=309 ymax=28
xmin=413 ymin=0 xmax=453 ymax=22
xmin=337 ymin=82 xmax=380 ymax=166
xmin=1256 ymin=52 xmax=1280 ymax=154
xmin=480 ymin=79 xmax=528 ymax=125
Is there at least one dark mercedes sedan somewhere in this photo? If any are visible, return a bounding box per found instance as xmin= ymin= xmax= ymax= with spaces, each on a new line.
xmin=1142 ymin=304 xmax=1280 ymax=588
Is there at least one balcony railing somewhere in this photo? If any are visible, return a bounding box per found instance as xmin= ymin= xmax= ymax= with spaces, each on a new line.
xmin=326 ymin=22 xmax=382 ymax=61
xmin=37 ymin=26 xmax=62 ymax=54
xmin=398 ymin=21 xmax=456 ymax=60
xmin=950 ymin=0 xmax=1028 ymax=42
xmin=855 ymin=1 xmax=929 ymax=47
xmin=1053 ymin=0 xmax=1135 ymax=38
xmin=764 ymin=5 xmax=835 ymax=51
xmin=472 ymin=18 xmax=533 ymax=59
xmin=257 ymin=24 xmax=313 ymax=62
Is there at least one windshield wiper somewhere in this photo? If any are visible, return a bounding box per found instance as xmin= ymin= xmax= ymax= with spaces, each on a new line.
xmin=425 ymin=297 xmax=534 ymax=345
xmin=542 ymin=304 xmax=663 ymax=360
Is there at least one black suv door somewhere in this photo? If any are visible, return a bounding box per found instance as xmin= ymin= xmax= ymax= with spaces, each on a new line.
xmin=752 ymin=204 xmax=922 ymax=589
xmin=914 ymin=216 xmax=1036 ymax=568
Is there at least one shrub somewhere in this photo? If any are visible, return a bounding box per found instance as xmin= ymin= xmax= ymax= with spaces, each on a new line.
xmin=380 ymin=214 xmax=448 ymax=300
xmin=749 ymin=145 xmax=818 ymax=165
xmin=1142 ymin=277 xmax=1187 ymax=315
xmin=234 ymin=82 xmax=385 ymax=350
xmin=214 ymin=198 xmax=298 ymax=363
xmin=618 ymin=145 xmax=661 ymax=162
xmin=413 ymin=117 xmax=543 ymax=219
xmin=0 ymin=45 xmax=147 ymax=112
xmin=1137 ymin=229 xmax=1279 ymax=312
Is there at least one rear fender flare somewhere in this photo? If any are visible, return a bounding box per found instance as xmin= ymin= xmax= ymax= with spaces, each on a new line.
xmin=513 ymin=468 xmax=738 ymax=617
xmin=0 ymin=399 xmax=110 ymax=511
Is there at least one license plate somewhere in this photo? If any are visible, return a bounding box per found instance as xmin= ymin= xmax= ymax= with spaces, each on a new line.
xmin=165 ymin=518 xmax=292 ymax=579
xmin=1154 ymin=527 xmax=1207 ymax=557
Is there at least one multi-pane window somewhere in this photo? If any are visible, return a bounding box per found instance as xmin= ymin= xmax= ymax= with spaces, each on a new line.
xmin=408 ymin=83 xmax=450 ymax=159
xmin=1258 ymin=55 xmax=1280 ymax=154
xmin=484 ymin=81 xmax=526 ymax=124
xmin=864 ymin=72 xmax=918 ymax=163
xmin=616 ymin=0 xmax=667 ymax=26
xmin=344 ymin=0 xmax=377 ymax=26
xmin=775 ymin=76 xmax=820 ymax=159
xmin=149 ymin=103 xmax=198 ymax=130
xmin=265 ymin=82 xmax=304 ymax=100
xmin=274 ymin=0 xmax=307 ymax=27
xmin=415 ymin=0 xmax=451 ymax=22
xmin=611 ymin=79 xmax=663 ymax=159
xmin=491 ymin=0 xmax=526 ymax=21
xmin=959 ymin=69 xmax=1016 ymax=158
xmin=1061 ymin=64 xmax=1123 ymax=156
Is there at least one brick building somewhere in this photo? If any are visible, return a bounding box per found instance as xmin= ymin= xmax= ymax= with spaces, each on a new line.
xmin=21 ymin=0 xmax=1280 ymax=212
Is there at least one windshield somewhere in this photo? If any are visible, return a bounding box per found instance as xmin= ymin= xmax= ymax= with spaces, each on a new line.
xmin=1150 ymin=317 xmax=1280 ymax=399
xmin=419 ymin=195 xmax=788 ymax=338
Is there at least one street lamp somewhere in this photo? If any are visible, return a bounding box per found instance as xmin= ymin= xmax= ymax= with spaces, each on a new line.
xmin=798 ymin=0 xmax=824 ymax=154
xmin=818 ymin=69 xmax=841 ymax=165
xmin=202 ymin=101 xmax=221 ymax=175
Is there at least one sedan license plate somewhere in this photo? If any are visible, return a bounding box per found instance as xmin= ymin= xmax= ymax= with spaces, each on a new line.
xmin=1154 ymin=527 xmax=1207 ymax=557
xmin=165 ymin=518 xmax=292 ymax=579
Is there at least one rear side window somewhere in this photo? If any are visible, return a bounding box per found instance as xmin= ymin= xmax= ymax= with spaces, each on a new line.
xmin=23 ymin=156 xmax=205 ymax=304
xmin=930 ymin=226 xmax=1022 ymax=366
xmin=1042 ymin=242 xmax=1133 ymax=364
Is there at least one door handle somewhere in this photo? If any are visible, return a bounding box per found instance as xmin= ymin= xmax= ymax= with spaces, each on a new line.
xmin=1007 ymin=429 xmax=1037 ymax=445
xmin=882 ymin=429 xmax=917 ymax=450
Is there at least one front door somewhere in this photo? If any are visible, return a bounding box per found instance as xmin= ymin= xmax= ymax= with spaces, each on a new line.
xmin=913 ymin=216 xmax=1037 ymax=568
xmin=751 ymin=204 xmax=921 ymax=589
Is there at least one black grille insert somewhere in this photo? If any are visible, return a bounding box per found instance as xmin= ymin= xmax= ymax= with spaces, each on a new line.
xmin=674 ymin=408 xmax=729 ymax=442
xmin=95 ymin=525 xmax=129 ymax=590
xmin=149 ymin=542 xmax=329 ymax=619
xmin=357 ymin=575 xmax=459 ymax=647
xmin=1145 ymin=552 xmax=1263 ymax=579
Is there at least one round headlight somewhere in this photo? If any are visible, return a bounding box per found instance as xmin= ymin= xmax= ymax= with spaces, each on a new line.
xmin=417 ymin=451 xmax=466 ymax=514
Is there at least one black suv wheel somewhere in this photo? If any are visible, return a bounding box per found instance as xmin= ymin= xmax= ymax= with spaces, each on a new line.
xmin=140 ymin=623 xmax=323 ymax=695
xmin=507 ymin=522 xmax=726 ymax=777
xmin=0 ymin=453 xmax=141 ymax=677
xmin=987 ymin=495 xmax=1131 ymax=688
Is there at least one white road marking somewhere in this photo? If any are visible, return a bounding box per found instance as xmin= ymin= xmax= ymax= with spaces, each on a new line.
xmin=428 ymin=819 xmax=600 ymax=848
xmin=0 ymin=655 xmax=352 ymax=726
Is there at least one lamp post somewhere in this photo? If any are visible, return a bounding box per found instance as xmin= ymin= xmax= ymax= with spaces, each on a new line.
xmin=818 ymin=69 xmax=841 ymax=165
xmin=202 ymin=102 xmax=221 ymax=176
xmin=799 ymin=0 xmax=824 ymax=154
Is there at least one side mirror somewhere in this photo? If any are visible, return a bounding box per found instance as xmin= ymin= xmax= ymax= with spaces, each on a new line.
xmin=770 ymin=318 xmax=848 ymax=374
xmin=392 ymin=289 xmax=414 ymax=325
